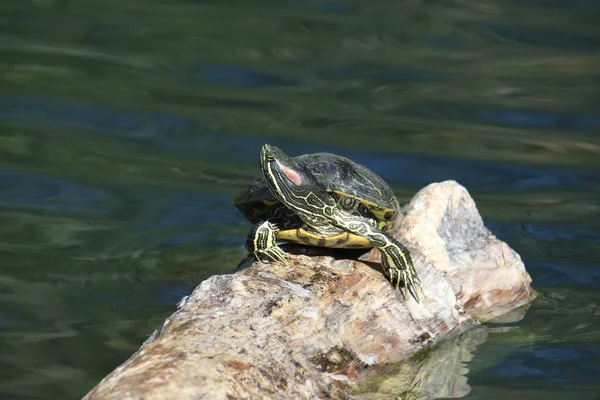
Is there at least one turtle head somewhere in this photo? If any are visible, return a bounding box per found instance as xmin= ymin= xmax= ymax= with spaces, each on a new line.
xmin=260 ymin=144 xmax=335 ymax=218
xmin=260 ymin=144 xmax=308 ymax=187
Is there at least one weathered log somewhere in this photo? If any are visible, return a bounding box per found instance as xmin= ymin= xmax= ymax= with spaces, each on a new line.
xmin=84 ymin=181 xmax=535 ymax=399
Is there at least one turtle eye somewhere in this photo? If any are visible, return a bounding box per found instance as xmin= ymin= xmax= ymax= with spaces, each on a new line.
xmin=265 ymin=153 xmax=275 ymax=162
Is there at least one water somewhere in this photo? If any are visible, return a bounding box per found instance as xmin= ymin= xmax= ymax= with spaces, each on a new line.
xmin=0 ymin=0 xmax=599 ymax=398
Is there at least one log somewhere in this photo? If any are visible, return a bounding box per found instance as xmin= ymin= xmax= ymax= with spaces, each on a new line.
xmin=84 ymin=181 xmax=535 ymax=399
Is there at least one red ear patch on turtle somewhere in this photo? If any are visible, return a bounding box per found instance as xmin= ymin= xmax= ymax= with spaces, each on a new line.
xmin=276 ymin=160 xmax=303 ymax=185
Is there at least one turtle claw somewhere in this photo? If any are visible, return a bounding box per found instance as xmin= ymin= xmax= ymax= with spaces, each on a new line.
xmin=255 ymin=245 xmax=289 ymax=265
xmin=271 ymin=247 xmax=289 ymax=265
xmin=387 ymin=265 xmax=419 ymax=303
xmin=381 ymin=245 xmax=420 ymax=303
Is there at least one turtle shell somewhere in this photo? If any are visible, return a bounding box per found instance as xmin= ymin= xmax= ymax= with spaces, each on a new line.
xmin=235 ymin=152 xmax=400 ymax=225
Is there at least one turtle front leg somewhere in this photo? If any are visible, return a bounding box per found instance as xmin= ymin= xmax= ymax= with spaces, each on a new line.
xmin=378 ymin=237 xmax=420 ymax=302
xmin=333 ymin=213 xmax=421 ymax=302
xmin=246 ymin=221 xmax=288 ymax=263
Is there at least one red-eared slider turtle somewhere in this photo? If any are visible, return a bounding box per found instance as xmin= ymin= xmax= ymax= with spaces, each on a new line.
xmin=235 ymin=144 xmax=420 ymax=301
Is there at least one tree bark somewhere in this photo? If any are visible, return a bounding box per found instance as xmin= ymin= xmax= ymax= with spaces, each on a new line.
xmin=84 ymin=181 xmax=535 ymax=399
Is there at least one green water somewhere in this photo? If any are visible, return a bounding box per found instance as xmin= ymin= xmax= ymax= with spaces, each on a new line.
xmin=0 ymin=0 xmax=599 ymax=399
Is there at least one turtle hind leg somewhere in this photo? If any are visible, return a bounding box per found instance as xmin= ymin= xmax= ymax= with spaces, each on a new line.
xmin=246 ymin=221 xmax=288 ymax=264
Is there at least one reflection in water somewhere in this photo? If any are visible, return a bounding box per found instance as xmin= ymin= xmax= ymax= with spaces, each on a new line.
xmin=351 ymin=305 xmax=533 ymax=400
xmin=0 ymin=0 xmax=599 ymax=398
xmin=352 ymin=327 xmax=489 ymax=400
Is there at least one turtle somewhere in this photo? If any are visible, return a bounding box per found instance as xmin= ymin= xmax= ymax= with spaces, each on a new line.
xmin=234 ymin=144 xmax=420 ymax=301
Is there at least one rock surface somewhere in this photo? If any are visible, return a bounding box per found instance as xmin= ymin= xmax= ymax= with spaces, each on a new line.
xmin=84 ymin=181 xmax=535 ymax=400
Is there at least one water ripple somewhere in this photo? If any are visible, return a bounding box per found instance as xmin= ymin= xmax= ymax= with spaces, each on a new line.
xmin=527 ymin=260 xmax=600 ymax=286
xmin=0 ymin=93 xmax=198 ymax=140
xmin=187 ymin=65 xmax=310 ymax=88
xmin=185 ymin=63 xmax=437 ymax=89
xmin=318 ymin=65 xmax=438 ymax=82
xmin=311 ymin=1 xmax=359 ymax=14
xmin=482 ymin=22 xmax=600 ymax=49
xmin=492 ymin=345 xmax=600 ymax=384
xmin=138 ymin=191 xmax=239 ymax=229
xmin=521 ymin=222 xmax=600 ymax=243
xmin=511 ymin=0 xmax=600 ymax=11
xmin=0 ymin=170 xmax=114 ymax=216
xmin=402 ymin=104 xmax=600 ymax=132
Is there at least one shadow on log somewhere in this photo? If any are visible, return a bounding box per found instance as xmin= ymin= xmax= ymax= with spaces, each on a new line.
xmin=84 ymin=181 xmax=536 ymax=399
